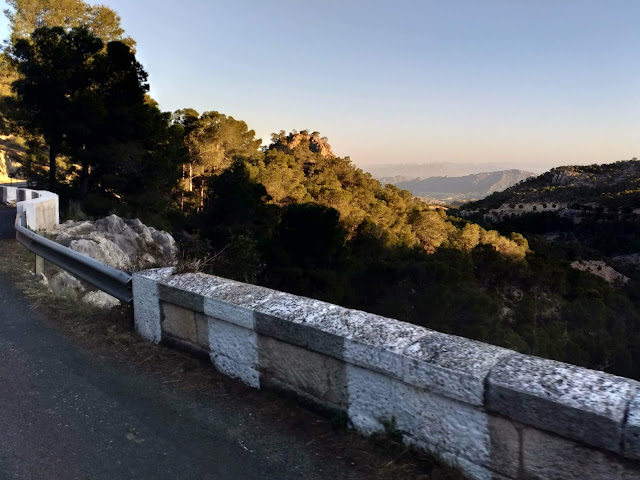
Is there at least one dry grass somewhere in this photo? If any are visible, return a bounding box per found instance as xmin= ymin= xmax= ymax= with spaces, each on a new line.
xmin=0 ymin=232 xmax=465 ymax=480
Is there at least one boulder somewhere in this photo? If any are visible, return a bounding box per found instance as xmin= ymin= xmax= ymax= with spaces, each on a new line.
xmin=45 ymin=215 xmax=177 ymax=307
xmin=49 ymin=271 xmax=85 ymax=298
xmin=69 ymin=236 xmax=131 ymax=270
xmin=81 ymin=291 xmax=120 ymax=309
xmin=51 ymin=215 xmax=177 ymax=272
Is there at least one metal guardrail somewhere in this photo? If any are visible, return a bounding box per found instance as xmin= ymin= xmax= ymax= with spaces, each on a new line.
xmin=0 ymin=181 xmax=27 ymax=187
xmin=15 ymin=213 xmax=133 ymax=304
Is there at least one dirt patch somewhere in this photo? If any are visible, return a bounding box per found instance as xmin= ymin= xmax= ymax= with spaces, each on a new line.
xmin=0 ymin=231 xmax=464 ymax=480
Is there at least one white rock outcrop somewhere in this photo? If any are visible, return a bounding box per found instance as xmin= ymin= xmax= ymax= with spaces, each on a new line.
xmin=52 ymin=214 xmax=177 ymax=271
xmin=48 ymin=214 xmax=177 ymax=308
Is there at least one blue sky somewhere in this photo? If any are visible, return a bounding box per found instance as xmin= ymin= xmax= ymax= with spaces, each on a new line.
xmin=1 ymin=1 xmax=639 ymax=172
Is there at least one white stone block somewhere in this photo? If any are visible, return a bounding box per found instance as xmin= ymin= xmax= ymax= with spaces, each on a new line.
xmin=488 ymin=353 xmax=639 ymax=453
xmin=132 ymin=274 xmax=162 ymax=343
xmin=522 ymin=427 xmax=639 ymax=480
xmin=209 ymin=317 xmax=259 ymax=388
xmin=346 ymin=364 xmax=393 ymax=434
xmin=2 ymin=186 xmax=16 ymax=203
xmin=202 ymin=282 xmax=284 ymax=330
xmin=393 ymin=379 xmax=492 ymax=468
xmin=259 ymin=337 xmax=347 ymax=406
xmin=624 ymin=390 xmax=640 ymax=460
xmin=15 ymin=188 xmax=59 ymax=230
xmin=204 ymin=297 xmax=255 ymax=329
xmin=347 ymin=364 xmax=493 ymax=473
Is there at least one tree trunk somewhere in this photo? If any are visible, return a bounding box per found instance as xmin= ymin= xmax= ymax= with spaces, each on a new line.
xmin=80 ymin=161 xmax=90 ymax=198
xmin=48 ymin=142 xmax=57 ymax=190
xmin=181 ymin=164 xmax=186 ymax=210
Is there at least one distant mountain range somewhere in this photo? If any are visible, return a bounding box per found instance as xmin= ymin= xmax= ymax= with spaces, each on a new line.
xmin=364 ymin=161 xmax=538 ymax=179
xmin=379 ymin=169 xmax=534 ymax=202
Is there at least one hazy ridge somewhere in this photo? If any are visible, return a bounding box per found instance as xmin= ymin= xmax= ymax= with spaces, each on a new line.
xmin=364 ymin=162 xmax=514 ymax=180
xmin=392 ymin=169 xmax=534 ymax=202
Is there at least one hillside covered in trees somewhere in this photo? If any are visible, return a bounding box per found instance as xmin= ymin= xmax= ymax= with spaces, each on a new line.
xmin=462 ymin=160 xmax=640 ymax=210
xmin=2 ymin=0 xmax=640 ymax=380
xmin=460 ymin=160 xmax=640 ymax=256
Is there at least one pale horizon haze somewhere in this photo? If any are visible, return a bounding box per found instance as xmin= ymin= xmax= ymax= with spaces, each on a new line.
xmin=1 ymin=0 xmax=639 ymax=174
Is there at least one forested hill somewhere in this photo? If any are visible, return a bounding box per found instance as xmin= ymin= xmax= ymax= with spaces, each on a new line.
xmin=459 ymin=159 xmax=640 ymax=259
xmin=393 ymin=169 xmax=533 ymax=202
xmin=207 ymin=129 xmax=529 ymax=258
xmin=461 ymin=160 xmax=640 ymax=211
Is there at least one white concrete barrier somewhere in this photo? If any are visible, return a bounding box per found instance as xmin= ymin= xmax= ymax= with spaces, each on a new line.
xmin=13 ymin=188 xmax=59 ymax=231
xmin=0 ymin=185 xmax=17 ymax=203
xmin=133 ymin=268 xmax=640 ymax=480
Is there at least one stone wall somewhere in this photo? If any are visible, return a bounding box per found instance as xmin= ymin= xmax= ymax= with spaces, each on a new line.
xmin=1 ymin=186 xmax=59 ymax=231
xmin=133 ymin=268 xmax=640 ymax=480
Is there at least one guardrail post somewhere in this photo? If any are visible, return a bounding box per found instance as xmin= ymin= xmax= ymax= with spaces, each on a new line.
xmin=35 ymin=255 xmax=44 ymax=275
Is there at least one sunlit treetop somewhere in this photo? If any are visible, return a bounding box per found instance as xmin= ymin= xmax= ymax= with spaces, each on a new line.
xmin=4 ymin=0 xmax=135 ymax=48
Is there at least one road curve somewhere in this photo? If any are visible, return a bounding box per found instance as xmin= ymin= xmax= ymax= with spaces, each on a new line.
xmin=0 ymin=206 xmax=364 ymax=480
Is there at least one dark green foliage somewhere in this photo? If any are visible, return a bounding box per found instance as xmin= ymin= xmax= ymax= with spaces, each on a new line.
xmin=278 ymin=204 xmax=346 ymax=268
xmin=7 ymin=26 xmax=186 ymax=225
xmin=198 ymin=162 xmax=278 ymax=282
xmin=9 ymin=26 xmax=104 ymax=187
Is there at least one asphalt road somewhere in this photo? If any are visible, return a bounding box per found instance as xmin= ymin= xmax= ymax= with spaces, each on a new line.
xmin=0 ymin=206 xmax=365 ymax=480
